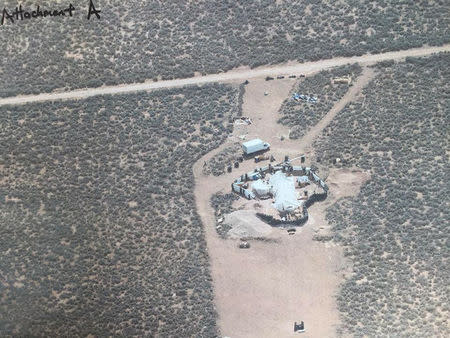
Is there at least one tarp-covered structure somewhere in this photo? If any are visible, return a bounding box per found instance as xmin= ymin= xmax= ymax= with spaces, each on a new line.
xmin=297 ymin=176 xmax=310 ymax=184
xmin=269 ymin=171 xmax=300 ymax=213
xmin=252 ymin=179 xmax=271 ymax=198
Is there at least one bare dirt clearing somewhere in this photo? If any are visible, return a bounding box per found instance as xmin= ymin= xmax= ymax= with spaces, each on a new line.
xmin=311 ymin=168 xmax=371 ymax=240
xmin=0 ymin=45 xmax=448 ymax=107
xmin=326 ymin=168 xmax=371 ymax=202
xmin=193 ymin=69 xmax=373 ymax=336
xmin=225 ymin=210 xmax=273 ymax=239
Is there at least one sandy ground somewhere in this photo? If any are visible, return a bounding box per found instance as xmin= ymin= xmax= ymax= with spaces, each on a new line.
xmin=225 ymin=210 xmax=273 ymax=239
xmin=1 ymin=44 xmax=448 ymax=106
xmin=308 ymin=168 xmax=371 ymax=240
xmin=193 ymin=69 xmax=375 ymax=337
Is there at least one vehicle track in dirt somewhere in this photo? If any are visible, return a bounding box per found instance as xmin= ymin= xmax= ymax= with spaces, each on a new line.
xmin=297 ymin=66 xmax=375 ymax=152
xmin=0 ymin=44 xmax=448 ymax=106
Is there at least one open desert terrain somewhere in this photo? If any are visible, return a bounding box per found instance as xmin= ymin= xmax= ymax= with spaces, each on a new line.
xmin=1 ymin=2 xmax=448 ymax=335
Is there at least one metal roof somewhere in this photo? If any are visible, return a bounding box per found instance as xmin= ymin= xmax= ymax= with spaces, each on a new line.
xmin=242 ymin=138 xmax=263 ymax=147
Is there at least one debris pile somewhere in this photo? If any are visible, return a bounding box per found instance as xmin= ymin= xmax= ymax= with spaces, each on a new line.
xmin=210 ymin=192 xmax=239 ymax=237
xmin=233 ymin=116 xmax=252 ymax=125
xmin=332 ymin=75 xmax=352 ymax=85
xmin=292 ymin=92 xmax=318 ymax=103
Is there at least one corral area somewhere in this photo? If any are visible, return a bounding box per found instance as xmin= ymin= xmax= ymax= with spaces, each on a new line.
xmin=229 ymin=161 xmax=328 ymax=228
xmin=1 ymin=0 xmax=449 ymax=97
xmin=314 ymin=53 xmax=449 ymax=336
xmin=0 ymin=84 xmax=241 ymax=336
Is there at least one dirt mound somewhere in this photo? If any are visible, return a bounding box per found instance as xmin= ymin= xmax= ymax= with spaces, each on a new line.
xmin=225 ymin=210 xmax=273 ymax=239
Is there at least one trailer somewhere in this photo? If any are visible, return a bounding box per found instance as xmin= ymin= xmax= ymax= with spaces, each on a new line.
xmin=254 ymin=154 xmax=269 ymax=163
xmin=242 ymin=138 xmax=270 ymax=155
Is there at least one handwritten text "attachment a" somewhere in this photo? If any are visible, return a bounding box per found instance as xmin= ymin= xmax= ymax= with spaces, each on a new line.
xmin=1 ymin=1 xmax=101 ymax=26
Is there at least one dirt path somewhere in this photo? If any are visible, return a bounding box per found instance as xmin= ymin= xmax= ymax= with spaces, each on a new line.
xmin=193 ymin=69 xmax=373 ymax=337
xmin=1 ymin=44 xmax=448 ymax=106
xmin=297 ymin=67 xmax=375 ymax=152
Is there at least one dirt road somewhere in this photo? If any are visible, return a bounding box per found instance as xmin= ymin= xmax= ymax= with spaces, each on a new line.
xmin=297 ymin=67 xmax=375 ymax=152
xmin=1 ymin=44 xmax=448 ymax=107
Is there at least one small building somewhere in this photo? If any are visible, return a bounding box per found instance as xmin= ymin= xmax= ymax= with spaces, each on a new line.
xmin=252 ymin=179 xmax=271 ymax=199
xmin=297 ymin=175 xmax=310 ymax=187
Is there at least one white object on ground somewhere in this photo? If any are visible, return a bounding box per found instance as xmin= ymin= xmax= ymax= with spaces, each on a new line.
xmin=251 ymin=179 xmax=271 ymax=198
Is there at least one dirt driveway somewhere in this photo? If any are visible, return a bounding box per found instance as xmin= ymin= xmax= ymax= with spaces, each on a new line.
xmin=193 ymin=69 xmax=374 ymax=337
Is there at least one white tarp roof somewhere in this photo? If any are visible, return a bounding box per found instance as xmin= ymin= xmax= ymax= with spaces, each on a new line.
xmin=252 ymin=179 xmax=271 ymax=197
xmin=242 ymin=138 xmax=263 ymax=148
xmin=297 ymin=175 xmax=310 ymax=183
xmin=269 ymin=171 xmax=300 ymax=212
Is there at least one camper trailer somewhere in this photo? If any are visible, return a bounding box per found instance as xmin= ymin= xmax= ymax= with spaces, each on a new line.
xmin=242 ymin=138 xmax=270 ymax=155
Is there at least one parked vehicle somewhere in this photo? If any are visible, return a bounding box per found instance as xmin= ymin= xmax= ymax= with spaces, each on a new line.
xmin=242 ymin=138 xmax=270 ymax=155
xmin=254 ymin=154 xmax=269 ymax=163
xmin=294 ymin=321 xmax=305 ymax=333
xmin=239 ymin=241 xmax=250 ymax=249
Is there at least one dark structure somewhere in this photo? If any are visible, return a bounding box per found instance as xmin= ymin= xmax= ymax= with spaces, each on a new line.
xmin=294 ymin=321 xmax=305 ymax=332
xmin=239 ymin=241 xmax=250 ymax=249
xmin=256 ymin=211 xmax=308 ymax=228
